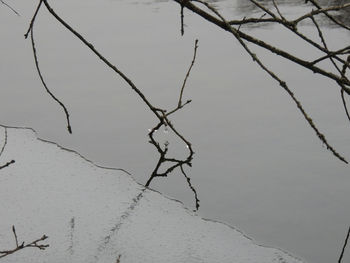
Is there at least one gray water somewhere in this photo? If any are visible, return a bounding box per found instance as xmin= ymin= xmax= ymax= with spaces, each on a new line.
xmin=1 ymin=1 xmax=350 ymax=263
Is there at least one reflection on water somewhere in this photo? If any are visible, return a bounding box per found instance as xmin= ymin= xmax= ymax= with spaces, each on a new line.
xmin=234 ymin=0 xmax=350 ymax=27
xmin=1 ymin=1 xmax=350 ymax=263
xmin=137 ymin=0 xmax=350 ymax=26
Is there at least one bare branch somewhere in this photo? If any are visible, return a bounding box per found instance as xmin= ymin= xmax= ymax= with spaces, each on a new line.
xmin=180 ymin=0 xmax=190 ymax=35
xmin=0 ymin=0 xmax=20 ymax=16
xmin=306 ymin=0 xmax=350 ymax=30
xmin=293 ymin=3 xmax=350 ymax=25
xmin=0 ymin=128 xmax=8 ymax=158
xmin=178 ymin=39 xmax=198 ymax=107
xmin=272 ymin=0 xmax=285 ymax=21
xmin=173 ymin=0 xmax=349 ymax=163
xmin=341 ymin=89 xmax=350 ymax=123
xmin=0 ymin=226 xmax=49 ymax=259
xmin=180 ymin=165 xmax=200 ymax=210
xmin=0 ymin=160 xmax=15 ymax=170
xmin=31 ymin=0 xmax=200 ymax=209
xmin=42 ymin=0 xmax=162 ymax=122
xmin=24 ymin=0 xmax=43 ymax=39
xmin=143 ymin=39 xmax=200 ymax=209
xmin=338 ymin=226 xmax=350 ymax=263
xmin=29 ymin=25 xmax=72 ymax=134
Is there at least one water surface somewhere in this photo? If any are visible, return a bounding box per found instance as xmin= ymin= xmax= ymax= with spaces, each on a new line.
xmin=1 ymin=1 xmax=350 ymax=263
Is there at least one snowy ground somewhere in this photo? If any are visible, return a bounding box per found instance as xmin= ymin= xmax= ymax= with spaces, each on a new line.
xmin=0 ymin=125 xmax=303 ymax=263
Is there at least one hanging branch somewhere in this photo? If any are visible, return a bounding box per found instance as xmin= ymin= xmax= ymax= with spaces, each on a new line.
xmin=180 ymin=165 xmax=199 ymax=210
xmin=174 ymin=0 xmax=350 ymax=163
xmin=0 ymin=160 xmax=15 ymax=170
xmin=145 ymin=39 xmax=199 ymax=209
xmin=175 ymin=0 xmax=350 ymax=86
xmin=25 ymin=0 xmax=72 ymax=134
xmin=0 ymin=226 xmax=49 ymax=259
xmin=27 ymin=0 xmax=200 ymax=210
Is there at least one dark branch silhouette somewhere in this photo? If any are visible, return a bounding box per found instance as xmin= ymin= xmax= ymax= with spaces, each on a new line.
xmin=25 ymin=0 xmax=72 ymax=134
xmin=338 ymin=226 xmax=350 ymax=263
xmin=175 ymin=0 xmax=350 ymax=163
xmin=0 ymin=0 xmax=20 ymax=16
xmin=0 ymin=128 xmax=15 ymax=170
xmin=2 ymin=0 xmax=350 ymax=260
xmin=0 ymin=226 xmax=49 ymax=259
xmin=0 ymin=128 xmax=8 ymax=157
xmin=25 ymin=0 xmax=200 ymax=210
xmin=0 ymin=160 xmax=15 ymax=170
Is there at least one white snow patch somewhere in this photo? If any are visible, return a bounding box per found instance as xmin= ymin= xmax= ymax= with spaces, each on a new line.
xmin=0 ymin=125 xmax=304 ymax=263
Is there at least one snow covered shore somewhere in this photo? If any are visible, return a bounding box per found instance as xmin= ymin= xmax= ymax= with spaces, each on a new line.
xmin=0 ymin=125 xmax=303 ymax=263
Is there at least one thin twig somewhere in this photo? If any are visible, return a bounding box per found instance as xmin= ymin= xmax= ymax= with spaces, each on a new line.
xmin=144 ymin=40 xmax=199 ymax=209
xmin=180 ymin=0 xmax=190 ymax=35
xmin=12 ymin=226 xmax=19 ymax=248
xmin=341 ymin=88 xmax=350 ymax=123
xmin=178 ymin=39 xmax=198 ymax=107
xmin=0 ymin=226 xmax=49 ymax=259
xmin=175 ymin=0 xmax=350 ymax=86
xmin=174 ymin=0 xmax=349 ymax=163
xmin=306 ymin=0 xmax=350 ymax=30
xmin=342 ymin=55 xmax=350 ymax=76
xmin=24 ymin=0 xmax=43 ymax=39
xmin=29 ymin=20 xmax=72 ymax=134
xmin=338 ymin=226 xmax=350 ymax=263
xmin=0 ymin=0 xmax=20 ymax=16
xmin=38 ymin=0 xmax=199 ymax=208
xmin=311 ymin=46 xmax=350 ymax=66
xmin=310 ymin=15 xmax=342 ymax=75
xmin=293 ymin=3 xmax=350 ymax=25
xmin=272 ymin=0 xmax=285 ymax=21
xmin=0 ymin=128 xmax=7 ymax=157
xmin=0 ymin=160 xmax=15 ymax=170
xmin=180 ymin=165 xmax=200 ymax=210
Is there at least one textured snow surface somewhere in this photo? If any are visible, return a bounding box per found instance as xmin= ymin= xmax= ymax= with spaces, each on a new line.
xmin=0 ymin=125 xmax=303 ymax=263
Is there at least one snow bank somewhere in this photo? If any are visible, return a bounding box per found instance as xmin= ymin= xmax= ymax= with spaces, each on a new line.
xmin=0 ymin=125 xmax=303 ymax=263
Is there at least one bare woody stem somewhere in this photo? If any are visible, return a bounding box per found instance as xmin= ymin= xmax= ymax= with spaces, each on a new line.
xmin=338 ymin=226 xmax=350 ymax=263
xmin=0 ymin=226 xmax=49 ymax=259
xmin=178 ymin=39 xmax=198 ymax=107
xmin=175 ymin=0 xmax=349 ymax=164
xmin=0 ymin=0 xmax=20 ymax=16
xmin=28 ymin=0 xmax=200 ymax=210
xmin=42 ymin=0 xmax=162 ymax=122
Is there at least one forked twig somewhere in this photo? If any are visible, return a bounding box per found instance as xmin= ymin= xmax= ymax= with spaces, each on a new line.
xmin=28 ymin=0 xmax=200 ymax=210
xmin=0 ymin=226 xmax=49 ymax=259
xmin=145 ymin=39 xmax=200 ymax=209
xmin=180 ymin=165 xmax=199 ymax=210
xmin=175 ymin=0 xmax=349 ymax=163
xmin=25 ymin=0 xmax=72 ymax=134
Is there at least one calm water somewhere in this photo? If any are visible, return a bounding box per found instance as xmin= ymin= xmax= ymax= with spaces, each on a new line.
xmin=1 ymin=1 xmax=350 ymax=263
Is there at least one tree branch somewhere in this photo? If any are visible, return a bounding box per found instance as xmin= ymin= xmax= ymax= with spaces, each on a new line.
xmin=0 ymin=0 xmax=20 ymax=16
xmin=0 ymin=226 xmax=49 ymax=259
xmin=172 ymin=0 xmax=349 ymax=163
